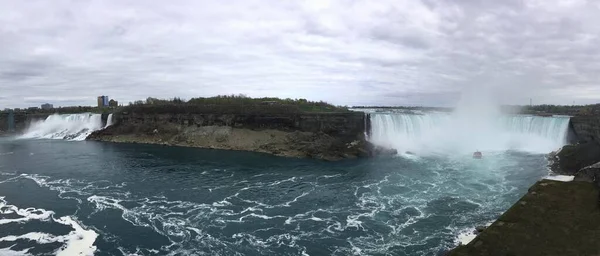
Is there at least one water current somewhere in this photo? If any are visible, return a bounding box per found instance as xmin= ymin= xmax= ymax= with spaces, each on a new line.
xmin=0 ymin=138 xmax=550 ymax=255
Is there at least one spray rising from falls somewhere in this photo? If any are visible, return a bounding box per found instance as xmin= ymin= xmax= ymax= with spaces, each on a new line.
xmin=21 ymin=113 xmax=110 ymax=141
xmin=369 ymin=113 xmax=571 ymax=155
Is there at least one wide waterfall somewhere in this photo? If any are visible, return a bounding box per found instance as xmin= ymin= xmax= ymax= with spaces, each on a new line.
xmin=369 ymin=112 xmax=571 ymax=155
xmin=20 ymin=113 xmax=105 ymax=141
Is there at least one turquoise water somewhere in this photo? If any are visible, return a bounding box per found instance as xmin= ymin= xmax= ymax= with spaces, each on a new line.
xmin=0 ymin=138 xmax=548 ymax=255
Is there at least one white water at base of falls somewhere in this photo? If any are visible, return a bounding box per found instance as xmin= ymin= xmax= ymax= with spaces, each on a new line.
xmin=20 ymin=113 xmax=104 ymax=141
xmin=369 ymin=113 xmax=571 ymax=155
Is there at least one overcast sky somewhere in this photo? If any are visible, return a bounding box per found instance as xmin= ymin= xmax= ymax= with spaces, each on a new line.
xmin=1 ymin=0 xmax=599 ymax=108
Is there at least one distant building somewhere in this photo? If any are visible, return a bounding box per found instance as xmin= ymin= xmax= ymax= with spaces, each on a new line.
xmin=41 ymin=103 xmax=53 ymax=110
xmin=109 ymin=99 xmax=119 ymax=107
xmin=97 ymin=96 xmax=109 ymax=107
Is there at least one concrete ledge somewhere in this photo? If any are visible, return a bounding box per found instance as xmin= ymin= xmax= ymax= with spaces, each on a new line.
xmin=450 ymin=180 xmax=600 ymax=256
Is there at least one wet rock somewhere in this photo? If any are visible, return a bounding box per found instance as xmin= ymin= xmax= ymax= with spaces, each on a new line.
xmin=549 ymin=142 xmax=600 ymax=175
xmin=475 ymin=226 xmax=486 ymax=234
xmin=574 ymin=161 xmax=600 ymax=186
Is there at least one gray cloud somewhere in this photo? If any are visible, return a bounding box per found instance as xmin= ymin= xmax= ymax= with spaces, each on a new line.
xmin=0 ymin=0 xmax=599 ymax=108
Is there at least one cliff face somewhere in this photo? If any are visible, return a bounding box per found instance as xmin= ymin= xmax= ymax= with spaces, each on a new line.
xmin=88 ymin=111 xmax=394 ymax=160
xmin=108 ymin=112 xmax=365 ymax=139
xmin=548 ymin=116 xmax=600 ymax=175
xmin=570 ymin=116 xmax=600 ymax=144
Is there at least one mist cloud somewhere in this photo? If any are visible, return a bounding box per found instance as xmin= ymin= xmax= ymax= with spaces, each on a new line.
xmin=0 ymin=0 xmax=599 ymax=108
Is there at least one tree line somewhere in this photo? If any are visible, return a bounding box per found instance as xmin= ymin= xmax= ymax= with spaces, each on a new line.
xmin=124 ymin=95 xmax=350 ymax=114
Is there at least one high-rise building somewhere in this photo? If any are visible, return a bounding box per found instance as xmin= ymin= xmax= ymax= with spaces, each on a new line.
xmin=97 ymin=96 xmax=109 ymax=107
xmin=97 ymin=96 xmax=104 ymax=107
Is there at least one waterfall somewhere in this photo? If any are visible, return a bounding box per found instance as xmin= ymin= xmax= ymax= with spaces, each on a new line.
xmin=105 ymin=114 xmax=114 ymax=128
xmin=369 ymin=112 xmax=571 ymax=154
xmin=20 ymin=113 xmax=104 ymax=141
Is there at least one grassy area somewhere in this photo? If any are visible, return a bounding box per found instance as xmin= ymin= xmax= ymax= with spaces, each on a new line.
xmin=450 ymin=180 xmax=600 ymax=256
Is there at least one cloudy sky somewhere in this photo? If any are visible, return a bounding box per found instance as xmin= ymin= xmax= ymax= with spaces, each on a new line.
xmin=1 ymin=0 xmax=599 ymax=108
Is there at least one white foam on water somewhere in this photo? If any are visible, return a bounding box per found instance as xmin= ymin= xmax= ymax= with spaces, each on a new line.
xmin=453 ymin=219 xmax=496 ymax=247
xmin=544 ymin=175 xmax=574 ymax=182
xmin=0 ymin=246 xmax=33 ymax=256
xmin=0 ymin=197 xmax=53 ymax=224
xmin=0 ymin=154 xmax=543 ymax=256
xmin=0 ymin=196 xmax=98 ymax=256
xmin=54 ymin=216 xmax=98 ymax=256
xmin=20 ymin=113 xmax=104 ymax=141
xmin=0 ymin=232 xmax=61 ymax=244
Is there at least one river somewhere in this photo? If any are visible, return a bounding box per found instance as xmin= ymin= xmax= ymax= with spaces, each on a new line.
xmin=0 ymin=138 xmax=548 ymax=255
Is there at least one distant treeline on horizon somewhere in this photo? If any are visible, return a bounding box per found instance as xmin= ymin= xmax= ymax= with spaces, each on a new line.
xmin=1 ymin=95 xmax=350 ymax=115
xmin=1 ymin=95 xmax=599 ymax=116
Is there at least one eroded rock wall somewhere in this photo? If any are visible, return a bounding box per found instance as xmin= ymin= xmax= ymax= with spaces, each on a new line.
xmin=87 ymin=111 xmax=395 ymax=160
xmin=570 ymin=116 xmax=600 ymax=144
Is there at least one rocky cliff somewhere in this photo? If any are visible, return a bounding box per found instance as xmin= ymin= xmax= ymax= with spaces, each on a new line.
xmin=570 ymin=115 xmax=600 ymax=144
xmin=548 ymin=116 xmax=600 ymax=175
xmin=88 ymin=111 xmax=395 ymax=160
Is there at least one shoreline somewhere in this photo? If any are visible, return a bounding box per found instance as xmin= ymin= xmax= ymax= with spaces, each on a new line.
xmin=88 ymin=129 xmax=313 ymax=159
xmin=88 ymin=137 xmax=367 ymax=161
xmin=87 ymin=125 xmax=397 ymax=161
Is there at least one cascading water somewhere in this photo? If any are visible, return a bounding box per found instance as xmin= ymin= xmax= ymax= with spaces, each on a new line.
xmin=105 ymin=114 xmax=114 ymax=128
xmin=20 ymin=113 xmax=104 ymax=141
xmin=369 ymin=112 xmax=571 ymax=155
